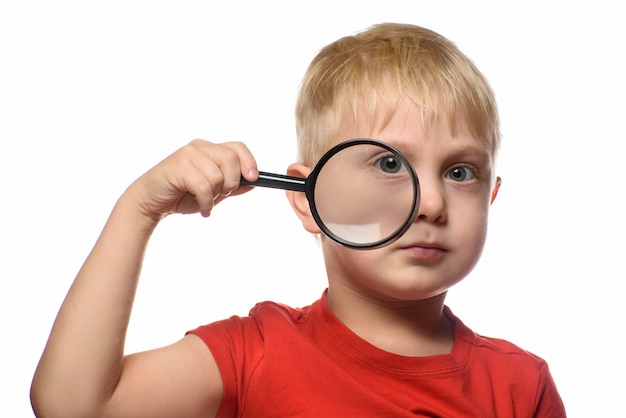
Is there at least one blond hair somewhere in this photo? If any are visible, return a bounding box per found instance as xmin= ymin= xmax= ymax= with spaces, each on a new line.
xmin=295 ymin=23 xmax=501 ymax=165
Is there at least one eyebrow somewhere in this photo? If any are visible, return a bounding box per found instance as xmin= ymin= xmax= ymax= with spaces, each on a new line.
xmin=392 ymin=139 xmax=491 ymax=161
xmin=449 ymin=144 xmax=491 ymax=157
xmin=443 ymin=144 xmax=492 ymax=167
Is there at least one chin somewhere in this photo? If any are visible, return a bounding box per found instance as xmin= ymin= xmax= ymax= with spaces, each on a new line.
xmin=374 ymin=282 xmax=452 ymax=304
xmin=380 ymin=271 xmax=462 ymax=300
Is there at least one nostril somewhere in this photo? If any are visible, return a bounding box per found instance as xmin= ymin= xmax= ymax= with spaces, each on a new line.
xmin=417 ymin=213 xmax=445 ymax=223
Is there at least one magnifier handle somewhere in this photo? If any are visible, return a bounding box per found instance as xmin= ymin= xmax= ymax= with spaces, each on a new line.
xmin=240 ymin=171 xmax=306 ymax=192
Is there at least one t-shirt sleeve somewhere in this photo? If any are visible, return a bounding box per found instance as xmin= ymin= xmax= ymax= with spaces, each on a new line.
xmin=533 ymin=362 xmax=567 ymax=417
xmin=187 ymin=315 xmax=264 ymax=418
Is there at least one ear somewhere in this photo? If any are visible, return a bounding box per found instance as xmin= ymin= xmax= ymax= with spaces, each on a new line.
xmin=490 ymin=176 xmax=502 ymax=205
xmin=285 ymin=163 xmax=322 ymax=234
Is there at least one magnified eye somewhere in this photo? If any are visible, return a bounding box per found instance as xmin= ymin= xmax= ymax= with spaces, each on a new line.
xmin=446 ymin=166 xmax=474 ymax=182
xmin=375 ymin=155 xmax=406 ymax=174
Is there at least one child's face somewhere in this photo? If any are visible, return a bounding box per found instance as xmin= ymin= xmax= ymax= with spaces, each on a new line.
xmin=320 ymin=96 xmax=500 ymax=303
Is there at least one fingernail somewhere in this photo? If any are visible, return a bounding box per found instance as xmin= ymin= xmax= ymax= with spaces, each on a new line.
xmin=248 ymin=168 xmax=258 ymax=179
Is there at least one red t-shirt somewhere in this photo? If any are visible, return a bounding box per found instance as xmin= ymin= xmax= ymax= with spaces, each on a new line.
xmin=189 ymin=292 xmax=566 ymax=417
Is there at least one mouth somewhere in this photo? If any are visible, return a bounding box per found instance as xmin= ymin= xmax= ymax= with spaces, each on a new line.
xmin=399 ymin=241 xmax=447 ymax=261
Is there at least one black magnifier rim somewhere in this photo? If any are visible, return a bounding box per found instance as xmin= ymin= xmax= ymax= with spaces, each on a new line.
xmin=306 ymin=138 xmax=420 ymax=249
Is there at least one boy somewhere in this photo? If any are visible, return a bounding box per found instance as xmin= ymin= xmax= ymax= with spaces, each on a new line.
xmin=31 ymin=23 xmax=566 ymax=417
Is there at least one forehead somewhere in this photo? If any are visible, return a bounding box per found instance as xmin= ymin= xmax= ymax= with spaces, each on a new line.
xmin=334 ymin=95 xmax=493 ymax=157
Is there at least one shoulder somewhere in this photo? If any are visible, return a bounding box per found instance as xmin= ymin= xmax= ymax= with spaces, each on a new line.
xmin=249 ymin=299 xmax=318 ymax=324
xmin=188 ymin=299 xmax=320 ymax=353
xmin=468 ymin=330 xmax=545 ymax=362
xmin=448 ymin=308 xmax=551 ymax=376
xmin=446 ymin=309 xmax=552 ymax=387
xmin=449 ymin=309 xmax=566 ymax=415
xmin=185 ymin=299 xmax=323 ymax=417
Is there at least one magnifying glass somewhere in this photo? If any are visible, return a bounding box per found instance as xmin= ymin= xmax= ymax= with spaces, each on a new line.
xmin=240 ymin=138 xmax=420 ymax=249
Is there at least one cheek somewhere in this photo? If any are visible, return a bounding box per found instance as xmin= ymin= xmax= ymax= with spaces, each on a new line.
xmin=453 ymin=203 xmax=490 ymax=263
xmin=321 ymin=238 xmax=383 ymax=280
xmin=447 ymin=188 xmax=490 ymax=235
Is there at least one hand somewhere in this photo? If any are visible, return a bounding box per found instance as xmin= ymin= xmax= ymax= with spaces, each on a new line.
xmin=128 ymin=139 xmax=258 ymax=221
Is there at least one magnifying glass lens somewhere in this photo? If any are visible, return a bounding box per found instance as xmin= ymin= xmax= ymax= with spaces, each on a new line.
xmin=311 ymin=141 xmax=418 ymax=248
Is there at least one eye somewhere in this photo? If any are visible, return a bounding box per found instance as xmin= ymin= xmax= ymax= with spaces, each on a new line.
xmin=375 ymin=155 xmax=407 ymax=174
xmin=446 ymin=166 xmax=474 ymax=182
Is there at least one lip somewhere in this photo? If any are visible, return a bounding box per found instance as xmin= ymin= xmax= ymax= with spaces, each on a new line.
xmin=399 ymin=241 xmax=447 ymax=261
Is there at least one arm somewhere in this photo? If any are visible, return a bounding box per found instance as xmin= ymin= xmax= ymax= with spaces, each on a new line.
xmin=30 ymin=140 xmax=258 ymax=418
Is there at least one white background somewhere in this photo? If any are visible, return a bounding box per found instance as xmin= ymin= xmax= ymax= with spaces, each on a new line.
xmin=2 ymin=1 xmax=624 ymax=416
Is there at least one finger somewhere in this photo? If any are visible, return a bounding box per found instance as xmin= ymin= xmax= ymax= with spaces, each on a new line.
xmin=179 ymin=140 xmax=260 ymax=215
xmin=185 ymin=142 xmax=244 ymax=214
xmin=222 ymin=142 xmax=259 ymax=183
xmin=182 ymin=158 xmax=222 ymax=217
xmin=207 ymin=143 xmax=245 ymax=196
xmin=193 ymin=140 xmax=258 ymax=196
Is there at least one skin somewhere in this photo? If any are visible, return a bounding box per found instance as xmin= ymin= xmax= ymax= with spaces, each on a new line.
xmin=31 ymin=140 xmax=259 ymax=418
xmin=287 ymin=97 xmax=501 ymax=356
xmin=30 ymin=98 xmax=501 ymax=417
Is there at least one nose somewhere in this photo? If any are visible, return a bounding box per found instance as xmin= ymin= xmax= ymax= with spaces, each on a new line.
xmin=416 ymin=177 xmax=447 ymax=223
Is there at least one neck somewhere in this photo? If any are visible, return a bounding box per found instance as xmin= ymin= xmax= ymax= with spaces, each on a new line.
xmin=326 ymin=283 xmax=454 ymax=357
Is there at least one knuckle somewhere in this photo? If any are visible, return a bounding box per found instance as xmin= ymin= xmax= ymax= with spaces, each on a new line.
xmin=189 ymin=138 xmax=209 ymax=147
